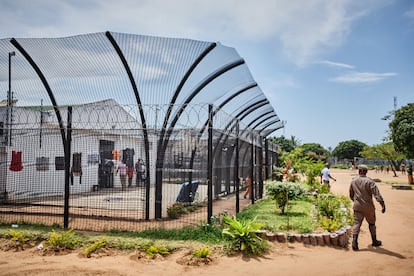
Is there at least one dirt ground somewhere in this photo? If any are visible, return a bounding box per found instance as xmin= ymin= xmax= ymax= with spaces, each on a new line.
xmin=0 ymin=168 xmax=413 ymax=276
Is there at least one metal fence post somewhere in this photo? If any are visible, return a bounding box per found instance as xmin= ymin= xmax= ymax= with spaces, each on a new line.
xmin=207 ymin=104 xmax=213 ymax=224
xmin=251 ymin=131 xmax=255 ymax=204
xmin=235 ymin=119 xmax=240 ymax=213
xmin=258 ymin=136 xmax=263 ymax=199
xmin=63 ymin=106 xmax=72 ymax=229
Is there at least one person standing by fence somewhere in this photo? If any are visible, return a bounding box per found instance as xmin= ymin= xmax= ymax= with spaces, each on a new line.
xmin=116 ymin=161 xmax=128 ymax=191
xmin=135 ymin=159 xmax=146 ymax=187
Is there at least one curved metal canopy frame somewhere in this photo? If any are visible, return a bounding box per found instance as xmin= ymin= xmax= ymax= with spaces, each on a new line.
xmin=105 ymin=31 xmax=152 ymax=219
xmin=154 ymin=58 xmax=246 ymax=218
xmin=10 ymin=38 xmax=66 ymax=146
xmin=0 ymin=32 xmax=284 ymax=221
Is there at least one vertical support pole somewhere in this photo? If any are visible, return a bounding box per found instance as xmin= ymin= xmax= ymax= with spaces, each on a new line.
xmin=250 ymin=131 xmax=255 ymax=204
xmin=207 ymin=104 xmax=213 ymax=224
xmin=258 ymin=136 xmax=263 ymax=199
xmin=265 ymin=138 xmax=269 ymax=179
xmin=7 ymin=51 xmax=15 ymax=147
xmin=235 ymin=119 xmax=240 ymax=213
xmin=63 ymin=106 xmax=72 ymax=229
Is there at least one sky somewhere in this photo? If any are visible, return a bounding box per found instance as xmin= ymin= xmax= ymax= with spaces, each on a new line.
xmin=0 ymin=0 xmax=413 ymax=150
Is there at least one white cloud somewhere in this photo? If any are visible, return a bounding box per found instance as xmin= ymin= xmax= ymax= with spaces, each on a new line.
xmin=331 ymin=71 xmax=398 ymax=83
xmin=0 ymin=0 xmax=393 ymax=67
xmin=404 ymin=6 xmax=414 ymax=19
xmin=318 ymin=60 xmax=355 ymax=69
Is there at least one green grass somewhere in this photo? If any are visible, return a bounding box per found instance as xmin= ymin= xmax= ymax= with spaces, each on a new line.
xmin=236 ymin=197 xmax=316 ymax=233
xmin=0 ymin=194 xmax=342 ymax=251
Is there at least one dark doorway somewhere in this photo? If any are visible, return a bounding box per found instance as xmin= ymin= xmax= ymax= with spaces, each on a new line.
xmin=99 ymin=140 xmax=115 ymax=188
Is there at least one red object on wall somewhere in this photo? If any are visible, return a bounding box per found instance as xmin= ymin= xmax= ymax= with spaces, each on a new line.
xmin=9 ymin=150 xmax=23 ymax=171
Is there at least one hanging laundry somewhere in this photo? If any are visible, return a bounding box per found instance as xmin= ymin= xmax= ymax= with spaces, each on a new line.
xmin=87 ymin=154 xmax=99 ymax=164
xmin=122 ymin=148 xmax=135 ymax=168
xmin=36 ymin=157 xmax=49 ymax=171
xmin=72 ymin=153 xmax=82 ymax=173
xmin=112 ymin=149 xmax=119 ymax=160
xmin=55 ymin=156 xmax=65 ymax=170
xmin=71 ymin=153 xmax=82 ymax=184
xmin=9 ymin=150 xmax=23 ymax=171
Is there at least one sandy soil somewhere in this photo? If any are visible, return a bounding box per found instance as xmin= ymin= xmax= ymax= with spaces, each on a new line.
xmin=0 ymin=168 xmax=413 ymax=276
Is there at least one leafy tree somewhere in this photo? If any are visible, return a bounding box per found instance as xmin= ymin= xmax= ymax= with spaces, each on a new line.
xmin=299 ymin=143 xmax=329 ymax=161
xmin=360 ymin=142 xmax=405 ymax=176
xmin=265 ymin=182 xmax=307 ymax=214
xmin=389 ymin=103 xmax=414 ymax=159
xmin=332 ymin=140 xmax=368 ymax=160
xmin=268 ymin=135 xmax=300 ymax=152
xmin=279 ymin=147 xmax=325 ymax=191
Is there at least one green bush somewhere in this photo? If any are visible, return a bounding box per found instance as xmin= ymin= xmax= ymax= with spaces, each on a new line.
xmin=7 ymin=229 xmax=30 ymax=243
xmin=316 ymin=194 xmax=353 ymax=232
xmin=221 ymin=215 xmax=269 ymax=256
xmin=265 ymin=181 xmax=307 ymax=214
xmin=82 ymin=237 xmax=106 ymax=257
xmin=47 ymin=229 xmax=80 ymax=250
xmin=192 ymin=246 xmax=212 ymax=258
xmin=141 ymin=242 xmax=171 ymax=258
xmin=167 ymin=203 xmax=187 ymax=219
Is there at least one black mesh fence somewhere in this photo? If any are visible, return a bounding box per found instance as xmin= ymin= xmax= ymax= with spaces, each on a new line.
xmin=0 ymin=102 xmax=277 ymax=231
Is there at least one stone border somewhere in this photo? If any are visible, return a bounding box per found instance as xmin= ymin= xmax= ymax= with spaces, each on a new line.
xmin=259 ymin=225 xmax=351 ymax=248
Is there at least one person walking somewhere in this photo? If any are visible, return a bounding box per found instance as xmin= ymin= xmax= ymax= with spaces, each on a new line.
xmin=244 ymin=175 xmax=252 ymax=199
xmin=407 ymin=164 xmax=413 ymax=184
xmin=320 ymin=163 xmax=336 ymax=190
xmin=349 ymin=164 xmax=386 ymax=251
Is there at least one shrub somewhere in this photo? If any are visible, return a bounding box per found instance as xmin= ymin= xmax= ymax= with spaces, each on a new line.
xmin=221 ymin=215 xmax=269 ymax=256
xmin=82 ymin=237 xmax=106 ymax=257
xmin=47 ymin=229 xmax=79 ymax=250
xmin=142 ymin=242 xmax=171 ymax=258
xmin=7 ymin=229 xmax=30 ymax=243
xmin=167 ymin=203 xmax=187 ymax=219
xmin=265 ymin=181 xmax=307 ymax=214
xmin=316 ymin=194 xmax=353 ymax=232
xmin=192 ymin=247 xmax=212 ymax=258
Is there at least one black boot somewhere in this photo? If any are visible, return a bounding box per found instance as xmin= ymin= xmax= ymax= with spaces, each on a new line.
xmin=369 ymin=224 xmax=382 ymax=247
xmin=371 ymin=236 xmax=382 ymax=247
xmin=352 ymin=234 xmax=359 ymax=251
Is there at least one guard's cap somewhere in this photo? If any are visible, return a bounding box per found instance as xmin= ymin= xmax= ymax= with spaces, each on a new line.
xmin=358 ymin=164 xmax=368 ymax=170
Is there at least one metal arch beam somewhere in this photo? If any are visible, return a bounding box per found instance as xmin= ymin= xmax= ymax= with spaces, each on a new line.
xmin=105 ymin=31 xmax=152 ymax=220
xmin=252 ymin=114 xmax=278 ymax=130
xmin=10 ymin=38 xmax=72 ymax=228
xmin=10 ymin=38 xmax=66 ymax=146
xmin=245 ymin=110 xmax=273 ymax=128
xmin=238 ymin=112 xmax=276 ymax=141
xmin=193 ymin=82 xmax=259 ymax=140
xmin=217 ymin=102 xmax=274 ymax=170
xmin=156 ymin=59 xmax=246 ymax=219
xmin=259 ymin=120 xmax=284 ymax=134
xmin=260 ymin=125 xmax=284 ymax=137
xmin=213 ymin=83 xmax=258 ymax=113
xmin=159 ymin=42 xmax=217 ymax=134
xmin=186 ymin=82 xmax=258 ymax=184
xmin=156 ymin=42 xmax=217 ymax=162
xmin=211 ymin=99 xmax=270 ymax=158
xmin=154 ymin=42 xmax=216 ymax=218
xmin=216 ymin=98 xmax=270 ymax=145
xmin=238 ymin=100 xmax=269 ymax=121
xmin=161 ymin=58 xmax=246 ymax=154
